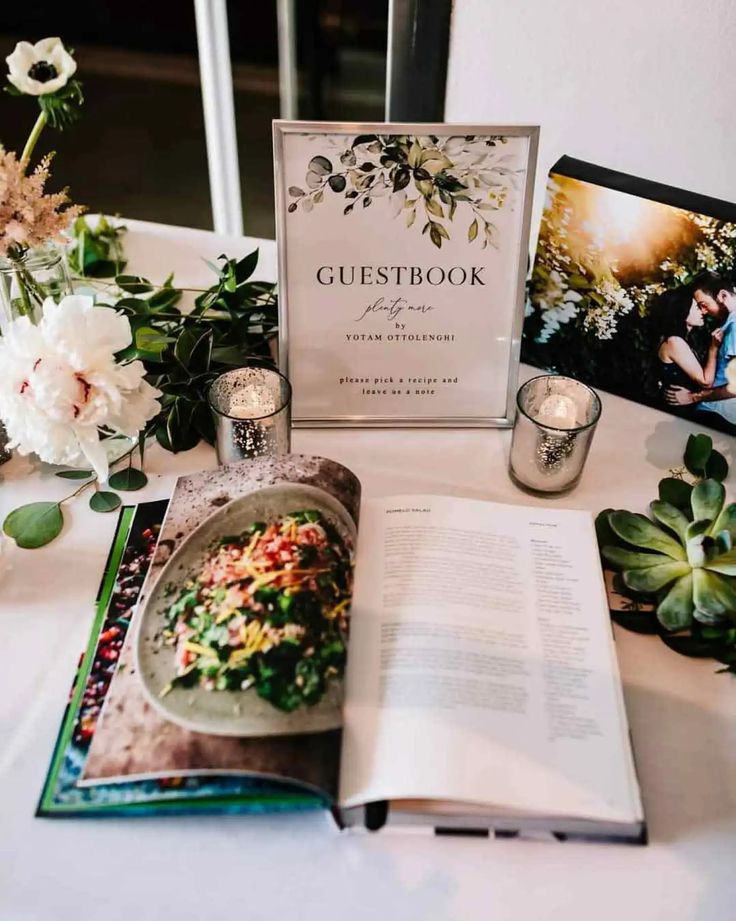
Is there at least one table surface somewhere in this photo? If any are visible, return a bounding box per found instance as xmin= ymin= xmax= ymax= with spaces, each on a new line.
xmin=1 ymin=219 xmax=734 ymax=921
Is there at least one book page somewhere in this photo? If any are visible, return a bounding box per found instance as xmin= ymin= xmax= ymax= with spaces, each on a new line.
xmin=83 ymin=455 xmax=360 ymax=803
xmin=339 ymin=496 xmax=642 ymax=824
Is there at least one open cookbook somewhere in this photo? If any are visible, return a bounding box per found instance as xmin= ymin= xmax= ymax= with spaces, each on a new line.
xmin=39 ymin=455 xmax=646 ymax=843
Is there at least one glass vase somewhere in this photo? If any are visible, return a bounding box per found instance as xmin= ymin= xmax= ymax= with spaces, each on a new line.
xmin=0 ymin=244 xmax=72 ymax=464
xmin=0 ymin=420 xmax=10 ymax=466
xmin=0 ymin=244 xmax=72 ymax=332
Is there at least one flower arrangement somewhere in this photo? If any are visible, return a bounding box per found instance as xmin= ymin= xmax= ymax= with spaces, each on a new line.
xmin=0 ymin=216 xmax=277 ymax=547
xmin=0 ymin=149 xmax=80 ymax=259
xmin=0 ymin=294 xmax=160 ymax=480
xmin=0 ymin=38 xmax=278 ymax=550
xmin=597 ymin=433 xmax=736 ymax=674
xmin=66 ymin=219 xmax=278 ymax=451
xmin=1 ymin=38 xmax=84 ymax=323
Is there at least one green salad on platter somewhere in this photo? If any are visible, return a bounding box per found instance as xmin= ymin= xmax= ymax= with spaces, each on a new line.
xmin=161 ymin=509 xmax=353 ymax=712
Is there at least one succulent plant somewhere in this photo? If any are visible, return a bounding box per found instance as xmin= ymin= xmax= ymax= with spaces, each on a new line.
xmin=598 ymin=478 xmax=736 ymax=631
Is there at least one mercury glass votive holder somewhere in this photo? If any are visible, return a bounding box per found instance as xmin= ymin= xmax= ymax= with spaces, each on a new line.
xmin=509 ymin=374 xmax=602 ymax=495
xmin=207 ymin=361 xmax=292 ymax=465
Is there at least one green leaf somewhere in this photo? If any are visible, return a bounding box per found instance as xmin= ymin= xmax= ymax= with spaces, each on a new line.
xmin=3 ymin=502 xmax=64 ymax=549
xmin=211 ymin=344 xmax=246 ymax=366
xmin=328 ymin=175 xmax=346 ymax=193
xmin=601 ymin=546 xmax=671 ymax=570
xmin=115 ymin=297 xmax=150 ymax=316
xmin=308 ymin=155 xmax=332 ymax=176
xmin=595 ymin=509 xmax=621 ymax=550
xmin=705 ymin=548 xmax=736 ymax=576
xmin=147 ymin=287 xmax=181 ymax=311
xmin=714 ymin=529 xmax=733 ymax=555
xmin=188 ymin=329 xmax=214 ymax=373
xmin=709 ymin=501 xmax=736 ymax=539
xmin=116 ymin=274 xmax=153 ymax=295
xmin=658 ymin=477 xmax=693 ymax=510
xmin=685 ymin=519 xmax=711 ymax=567
xmin=468 ymin=219 xmax=478 ymax=242
xmin=173 ymin=327 xmax=199 ymax=370
xmin=609 ymin=511 xmax=687 ymax=560
xmin=163 ymin=399 xmax=200 ymax=453
xmin=623 ymin=561 xmax=690 ymax=593
xmin=235 ymin=250 xmax=259 ymax=283
xmin=84 ymin=258 xmax=126 ymax=278
xmin=656 ymin=573 xmax=694 ymax=631
xmin=649 ymin=500 xmax=689 ymax=541
xmin=192 ymin=400 xmax=216 ymax=444
xmin=351 ymin=134 xmax=378 ymax=148
xmin=134 ymin=326 xmax=170 ymax=355
xmin=705 ymin=449 xmax=729 ymax=482
xmin=684 ymin=433 xmax=713 ymax=477
xmin=55 ymin=470 xmax=93 ymax=480
xmin=89 ymin=491 xmax=122 ymax=513
xmin=393 ymin=167 xmax=410 ymax=193
xmin=693 ymin=569 xmax=736 ymax=621
xmin=155 ymin=420 xmax=173 ymax=451
xmin=107 ymin=467 xmax=148 ymax=491
xmin=691 ymin=479 xmax=725 ymax=522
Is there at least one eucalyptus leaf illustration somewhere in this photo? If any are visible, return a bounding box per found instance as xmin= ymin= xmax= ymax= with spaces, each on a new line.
xmin=288 ymin=134 xmax=522 ymax=248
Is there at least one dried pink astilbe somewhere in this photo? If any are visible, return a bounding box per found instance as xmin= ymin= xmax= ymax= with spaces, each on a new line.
xmin=0 ymin=148 xmax=83 ymax=258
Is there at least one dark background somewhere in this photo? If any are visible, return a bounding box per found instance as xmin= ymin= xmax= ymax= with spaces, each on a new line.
xmin=0 ymin=1 xmax=388 ymax=236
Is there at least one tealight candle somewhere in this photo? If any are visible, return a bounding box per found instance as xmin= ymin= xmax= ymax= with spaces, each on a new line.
xmin=536 ymin=393 xmax=580 ymax=430
xmin=207 ymin=361 xmax=292 ymax=465
xmin=509 ymin=374 xmax=601 ymax=495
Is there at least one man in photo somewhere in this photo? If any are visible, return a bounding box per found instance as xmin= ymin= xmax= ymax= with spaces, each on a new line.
xmin=665 ymin=273 xmax=736 ymax=429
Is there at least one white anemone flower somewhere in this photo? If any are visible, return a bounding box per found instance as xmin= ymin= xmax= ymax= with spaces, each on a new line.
xmin=6 ymin=38 xmax=77 ymax=96
xmin=0 ymin=295 xmax=160 ymax=481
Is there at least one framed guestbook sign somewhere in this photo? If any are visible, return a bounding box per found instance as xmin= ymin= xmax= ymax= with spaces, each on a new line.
xmin=273 ymin=122 xmax=539 ymax=427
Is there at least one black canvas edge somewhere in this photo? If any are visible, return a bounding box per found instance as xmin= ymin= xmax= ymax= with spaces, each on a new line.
xmin=550 ymin=156 xmax=736 ymax=223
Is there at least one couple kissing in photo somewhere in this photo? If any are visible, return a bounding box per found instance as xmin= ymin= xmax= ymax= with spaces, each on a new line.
xmin=655 ymin=272 xmax=736 ymax=432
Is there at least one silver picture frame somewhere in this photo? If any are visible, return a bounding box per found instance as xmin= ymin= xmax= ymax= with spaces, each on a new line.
xmin=273 ymin=121 xmax=539 ymax=428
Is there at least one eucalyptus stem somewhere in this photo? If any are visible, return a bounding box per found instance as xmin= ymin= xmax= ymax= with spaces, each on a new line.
xmin=20 ymin=110 xmax=48 ymax=170
xmin=15 ymin=271 xmax=34 ymax=318
xmin=60 ymin=477 xmax=98 ymax=504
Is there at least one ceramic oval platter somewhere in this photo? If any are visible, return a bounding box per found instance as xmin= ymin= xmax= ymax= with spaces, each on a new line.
xmin=135 ymin=483 xmax=357 ymax=737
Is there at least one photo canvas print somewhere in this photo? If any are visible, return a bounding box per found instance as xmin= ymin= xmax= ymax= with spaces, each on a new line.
xmin=523 ymin=157 xmax=736 ymax=434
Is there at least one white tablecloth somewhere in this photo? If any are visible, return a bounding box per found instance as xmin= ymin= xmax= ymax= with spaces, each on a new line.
xmin=1 ymin=220 xmax=734 ymax=921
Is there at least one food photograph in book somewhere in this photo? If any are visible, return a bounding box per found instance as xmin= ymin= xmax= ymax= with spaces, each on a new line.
xmin=79 ymin=456 xmax=360 ymax=802
xmin=38 ymin=501 xmax=319 ymax=815
xmin=523 ymin=162 xmax=736 ymax=434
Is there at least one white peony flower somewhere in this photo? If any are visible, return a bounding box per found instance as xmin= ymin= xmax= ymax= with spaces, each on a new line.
xmin=6 ymin=38 xmax=77 ymax=96
xmin=0 ymin=295 xmax=160 ymax=480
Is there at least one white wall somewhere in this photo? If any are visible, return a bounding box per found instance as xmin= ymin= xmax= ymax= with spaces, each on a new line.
xmin=445 ymin=0 xmax=736 ymax=245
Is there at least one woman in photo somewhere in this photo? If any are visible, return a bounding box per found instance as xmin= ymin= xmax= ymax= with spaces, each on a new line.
xmin=654 ymin=287 xmax=722 ymax=415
